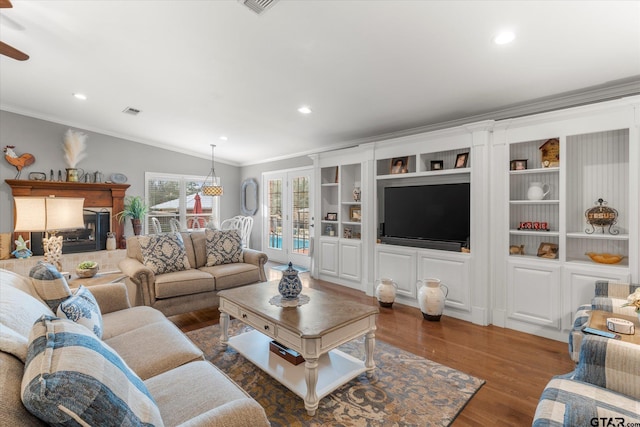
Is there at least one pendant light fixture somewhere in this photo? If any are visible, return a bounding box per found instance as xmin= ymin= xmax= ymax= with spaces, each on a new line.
xmin=201 ymin=144 xmax=223 ymax=196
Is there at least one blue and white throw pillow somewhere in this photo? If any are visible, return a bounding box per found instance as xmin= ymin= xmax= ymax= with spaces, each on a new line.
xmin=29 ymin=261 xmax=72 ymax=311
xmin=138 ymin=232 xmax=191 ymax=275
xmin=205 ymin=229 xmax=243 ymax=266
xmin=21 ymin=315 xmax=164 ymax=427
xmin=56 ymin=285 xmax=103 ymax=339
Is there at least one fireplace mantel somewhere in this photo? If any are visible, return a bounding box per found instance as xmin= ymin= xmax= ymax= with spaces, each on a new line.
xmin=5 ymin=179 xmax=131 ymax=248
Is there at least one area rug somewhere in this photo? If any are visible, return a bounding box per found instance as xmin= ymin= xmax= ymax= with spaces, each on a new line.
xmin=271 ymin=263 xmax=309 ymax=273
xmin=186 ymin=321 xmax=484 ymax=426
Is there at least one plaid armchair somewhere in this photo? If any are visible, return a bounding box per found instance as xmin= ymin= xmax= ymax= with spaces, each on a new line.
xmin=534 ymin=335 xmax=640 ymax=426
xmin=568 ymin=280 xmax=639 ymax=363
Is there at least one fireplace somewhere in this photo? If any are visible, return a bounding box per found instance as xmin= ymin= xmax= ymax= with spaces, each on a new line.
xmin=6 ymin=179 xmax=130 ymax=250
xmin=30 ymin=210 xmax=110 ymax=255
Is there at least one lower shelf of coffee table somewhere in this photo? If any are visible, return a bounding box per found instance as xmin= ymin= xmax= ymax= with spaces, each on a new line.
xmin=227 ymin=329 xmax=367 ymax=401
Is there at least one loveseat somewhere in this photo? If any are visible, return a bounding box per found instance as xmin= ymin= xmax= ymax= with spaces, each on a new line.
xmin=0 ymin=266 xmax=270 ymax=426
xmin=119 ymin=230 xmax=268 ymax=317
xmin=533 ymin=280 xmax=640 ymax=426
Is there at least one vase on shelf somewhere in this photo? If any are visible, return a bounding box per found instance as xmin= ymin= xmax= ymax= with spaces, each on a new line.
xmin=352 ymin=182 xmax=361 ymax=202
xmin=527 ymin=182 xmax=550 ymax=200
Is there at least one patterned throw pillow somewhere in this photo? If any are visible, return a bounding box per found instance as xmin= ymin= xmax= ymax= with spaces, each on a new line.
xmin=21 ymin=315 xmax=164 ymax=426
xmin=29 ymin=261 xmax=72 ymax=311
xmin=138 ymin=232 xmax=191 ymax=275
xmin=205 ymin=229 xmax=243 ymax=266
xmin=56 ymin=285 xmax=103 ymax=339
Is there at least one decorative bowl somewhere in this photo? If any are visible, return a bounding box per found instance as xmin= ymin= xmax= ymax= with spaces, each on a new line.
xmin=76 ymin=261 xmax=99 ymax=278
xmin=585 ymin=252 xmax=626 ymax=265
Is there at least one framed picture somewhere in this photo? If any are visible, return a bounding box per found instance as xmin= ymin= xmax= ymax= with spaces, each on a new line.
xmin=510 ymin=159 xmax=527 ymax=171
xmin=326 ymin=212 xmax=337 ymax=221
xmin=390 ymin=157 xmax=409 ymax=174
xmin=349 ymin=206 xmax=361 ymax=222
xmin=537 ymin=242 xmax=558 ymax=259
xmin=454 ymin=152 xmax=469 ymax=169
xmin=430 ymin=160 xmax=444 ymax=171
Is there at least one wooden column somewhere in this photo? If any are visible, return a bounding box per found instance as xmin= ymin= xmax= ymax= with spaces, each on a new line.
xmin=5 ymin=180 xmax=131 ymax=248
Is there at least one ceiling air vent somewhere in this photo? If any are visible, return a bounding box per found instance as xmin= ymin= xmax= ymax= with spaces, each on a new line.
xmin=122 ymin=107 xmax=141 ymax=116
xmin=238 ymin=0 xmax=278 ymax=15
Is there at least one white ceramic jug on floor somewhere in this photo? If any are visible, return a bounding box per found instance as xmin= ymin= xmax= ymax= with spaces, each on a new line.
xmin=417 ymin=278 xmax=449 ymax=321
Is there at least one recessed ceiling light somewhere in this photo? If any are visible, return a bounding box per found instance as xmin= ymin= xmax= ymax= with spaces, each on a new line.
xmin=493 ymin=31 xmax=516 ymax=45
xmin=73 ymin=93 xmax=87 ymax=100
xmin=298 ymin=106 xmax=312 ymax=114
xmin=219 ymin=136 xmax=228 ymax=141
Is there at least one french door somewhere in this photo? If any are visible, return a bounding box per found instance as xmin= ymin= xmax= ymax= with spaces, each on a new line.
xmin=262 ymin=167 xmax=313 ymax=268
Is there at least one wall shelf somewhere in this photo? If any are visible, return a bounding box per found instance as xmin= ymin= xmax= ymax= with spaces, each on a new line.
xmin=509 ymin=167 xmax=559 ymax=175
xmin=566 ymin=232 xmax=629 ymax=240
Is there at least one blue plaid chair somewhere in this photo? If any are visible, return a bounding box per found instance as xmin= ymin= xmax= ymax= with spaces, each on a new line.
xmin=568 ymin=280 xmax=639 ymax=363
xmin=534 ymin=335 xmax=640 ymax=426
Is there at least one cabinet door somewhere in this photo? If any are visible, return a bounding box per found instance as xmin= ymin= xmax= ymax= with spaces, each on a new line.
xmin=562 ymin=265 xmax=631 ymax=332
xmin=507 ymin=260 xmax=561 ymax=328
xmin=375 ymin=246 xmax=416 ymax=298
xmin=318 ymin=239 xmax=339 ymax=276
xmin=418 ymin=252 xmax=470 ymax=313
xmin=339 ymin=240 xmax=361 ymax=281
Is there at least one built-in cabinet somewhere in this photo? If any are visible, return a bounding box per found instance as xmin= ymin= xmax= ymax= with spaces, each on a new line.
xmin=313 ymin=147 xmax=372 ymax=289
xmin=493 ymin=98 xmax=638 ymax=341
xmin=312 ymin=96 xmax=639 ymax=341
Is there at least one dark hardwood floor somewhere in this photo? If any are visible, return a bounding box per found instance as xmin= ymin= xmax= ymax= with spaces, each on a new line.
xmin=169 ymin=265 xmax=575 ymax=426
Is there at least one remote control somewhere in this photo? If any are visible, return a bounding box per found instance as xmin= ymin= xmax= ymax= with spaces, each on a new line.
xmin=582 ymin=327 xmax=621 ymax=340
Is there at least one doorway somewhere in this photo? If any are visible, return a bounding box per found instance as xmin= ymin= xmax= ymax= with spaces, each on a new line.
xmin=262 ymin=167 xmax=313 ymax=269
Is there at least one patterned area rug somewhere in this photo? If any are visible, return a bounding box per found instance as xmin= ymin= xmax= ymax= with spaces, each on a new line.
xmin=186 ymin=321 xmax=484 ymax=426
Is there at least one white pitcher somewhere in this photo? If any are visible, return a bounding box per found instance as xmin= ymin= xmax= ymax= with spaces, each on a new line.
xmin=417 ymin=278 xmax=449 ymax=321
xmin=527 ymin=182 xmax=550 ymax=200
xmin=375 ymin=278 xmax=398 ymax=308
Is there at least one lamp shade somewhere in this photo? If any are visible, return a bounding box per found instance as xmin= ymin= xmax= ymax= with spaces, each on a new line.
xmin=13 ymin=197 xmax=46 ymax=231
xmin=202 ymin=176 xmax=224 ymax=196
xmin=13 ymin=196 xmax=85 ymax=232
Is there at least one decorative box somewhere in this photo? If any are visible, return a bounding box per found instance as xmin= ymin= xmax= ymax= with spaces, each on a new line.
xmin=269 ymin=340 xmax=305 ymax=365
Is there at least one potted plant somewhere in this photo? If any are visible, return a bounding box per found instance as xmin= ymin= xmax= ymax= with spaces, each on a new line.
xmin=115 ymin=196 xmax=148 ymax=236
xmin=76 ymin=260 xmax=99 ymax=278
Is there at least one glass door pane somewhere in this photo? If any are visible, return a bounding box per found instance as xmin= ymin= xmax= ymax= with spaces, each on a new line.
xmin=268 ymin=178 xmax=283 ymax=250
xmin=291 ymin=175 xmax=310 ymax=255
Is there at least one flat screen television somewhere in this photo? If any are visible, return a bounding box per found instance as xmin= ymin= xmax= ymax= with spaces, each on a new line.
xmin=382 ymin=183 xmax=470 ymax=251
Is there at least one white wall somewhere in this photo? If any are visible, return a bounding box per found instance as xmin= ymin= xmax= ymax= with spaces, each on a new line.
xmin=0 ymin=111 xmax=241 ymax=234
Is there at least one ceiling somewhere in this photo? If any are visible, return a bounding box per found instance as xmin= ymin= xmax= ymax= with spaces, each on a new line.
xmin=1 ymin=1 xmax=639 ymax=166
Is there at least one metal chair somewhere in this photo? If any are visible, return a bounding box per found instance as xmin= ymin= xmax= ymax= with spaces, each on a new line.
xmin=220 ymin=215 xmax=253 ymax=248
xmin=151 ymin=217 xmax=162 ymax=234
xmin=169 ymin=218 xmax=182 ymax=233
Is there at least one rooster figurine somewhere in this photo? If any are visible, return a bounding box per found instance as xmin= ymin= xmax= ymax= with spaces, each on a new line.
xmin=4 ymin=145 xmax=35 ymax=178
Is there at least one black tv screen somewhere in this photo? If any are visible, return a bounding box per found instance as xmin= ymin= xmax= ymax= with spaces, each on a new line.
xmin=383 ymin=183 xmax=470 ymax=244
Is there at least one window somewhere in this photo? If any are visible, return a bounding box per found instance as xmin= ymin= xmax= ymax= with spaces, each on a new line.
xmin=145 ymin=172 xmax=220 ymax=233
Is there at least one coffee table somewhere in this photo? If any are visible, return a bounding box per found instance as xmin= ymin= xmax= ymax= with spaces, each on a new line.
xmin=218 ymin=282 xmax=379 ymax=416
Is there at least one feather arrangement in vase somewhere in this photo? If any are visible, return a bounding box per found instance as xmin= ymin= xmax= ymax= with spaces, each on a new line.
xmin=63 ymin=129 xmax=87 ymax=168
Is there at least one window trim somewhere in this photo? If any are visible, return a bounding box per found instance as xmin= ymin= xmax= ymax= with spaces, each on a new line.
xmin=145 ymin=172 xmax=220 ymax=233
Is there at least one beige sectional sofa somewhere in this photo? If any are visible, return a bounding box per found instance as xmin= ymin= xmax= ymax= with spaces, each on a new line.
xmin=0 ymin=268 xmax=270 ymax=426
xmin=119 ymin=231 xmax=268 ymax=317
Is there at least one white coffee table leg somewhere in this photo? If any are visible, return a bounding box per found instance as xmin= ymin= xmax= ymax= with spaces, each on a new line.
xmin=304 ymin=357 xmax=319 ymax=416
xmin=220 ymin=311 xmax=229 ymax=346
xmin=364 ymin=331 xmax=376 ymax=376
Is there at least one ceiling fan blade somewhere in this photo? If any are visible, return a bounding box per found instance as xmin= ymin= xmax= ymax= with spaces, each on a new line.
xmin=0 ymin=41 xmax=29 ymax=61
xmin=0 ymin=0 xmax=12 ymax=8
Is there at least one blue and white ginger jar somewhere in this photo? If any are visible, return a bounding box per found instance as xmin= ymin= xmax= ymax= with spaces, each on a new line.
xmin=278 ymin=262 xmax=302 ymax=300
